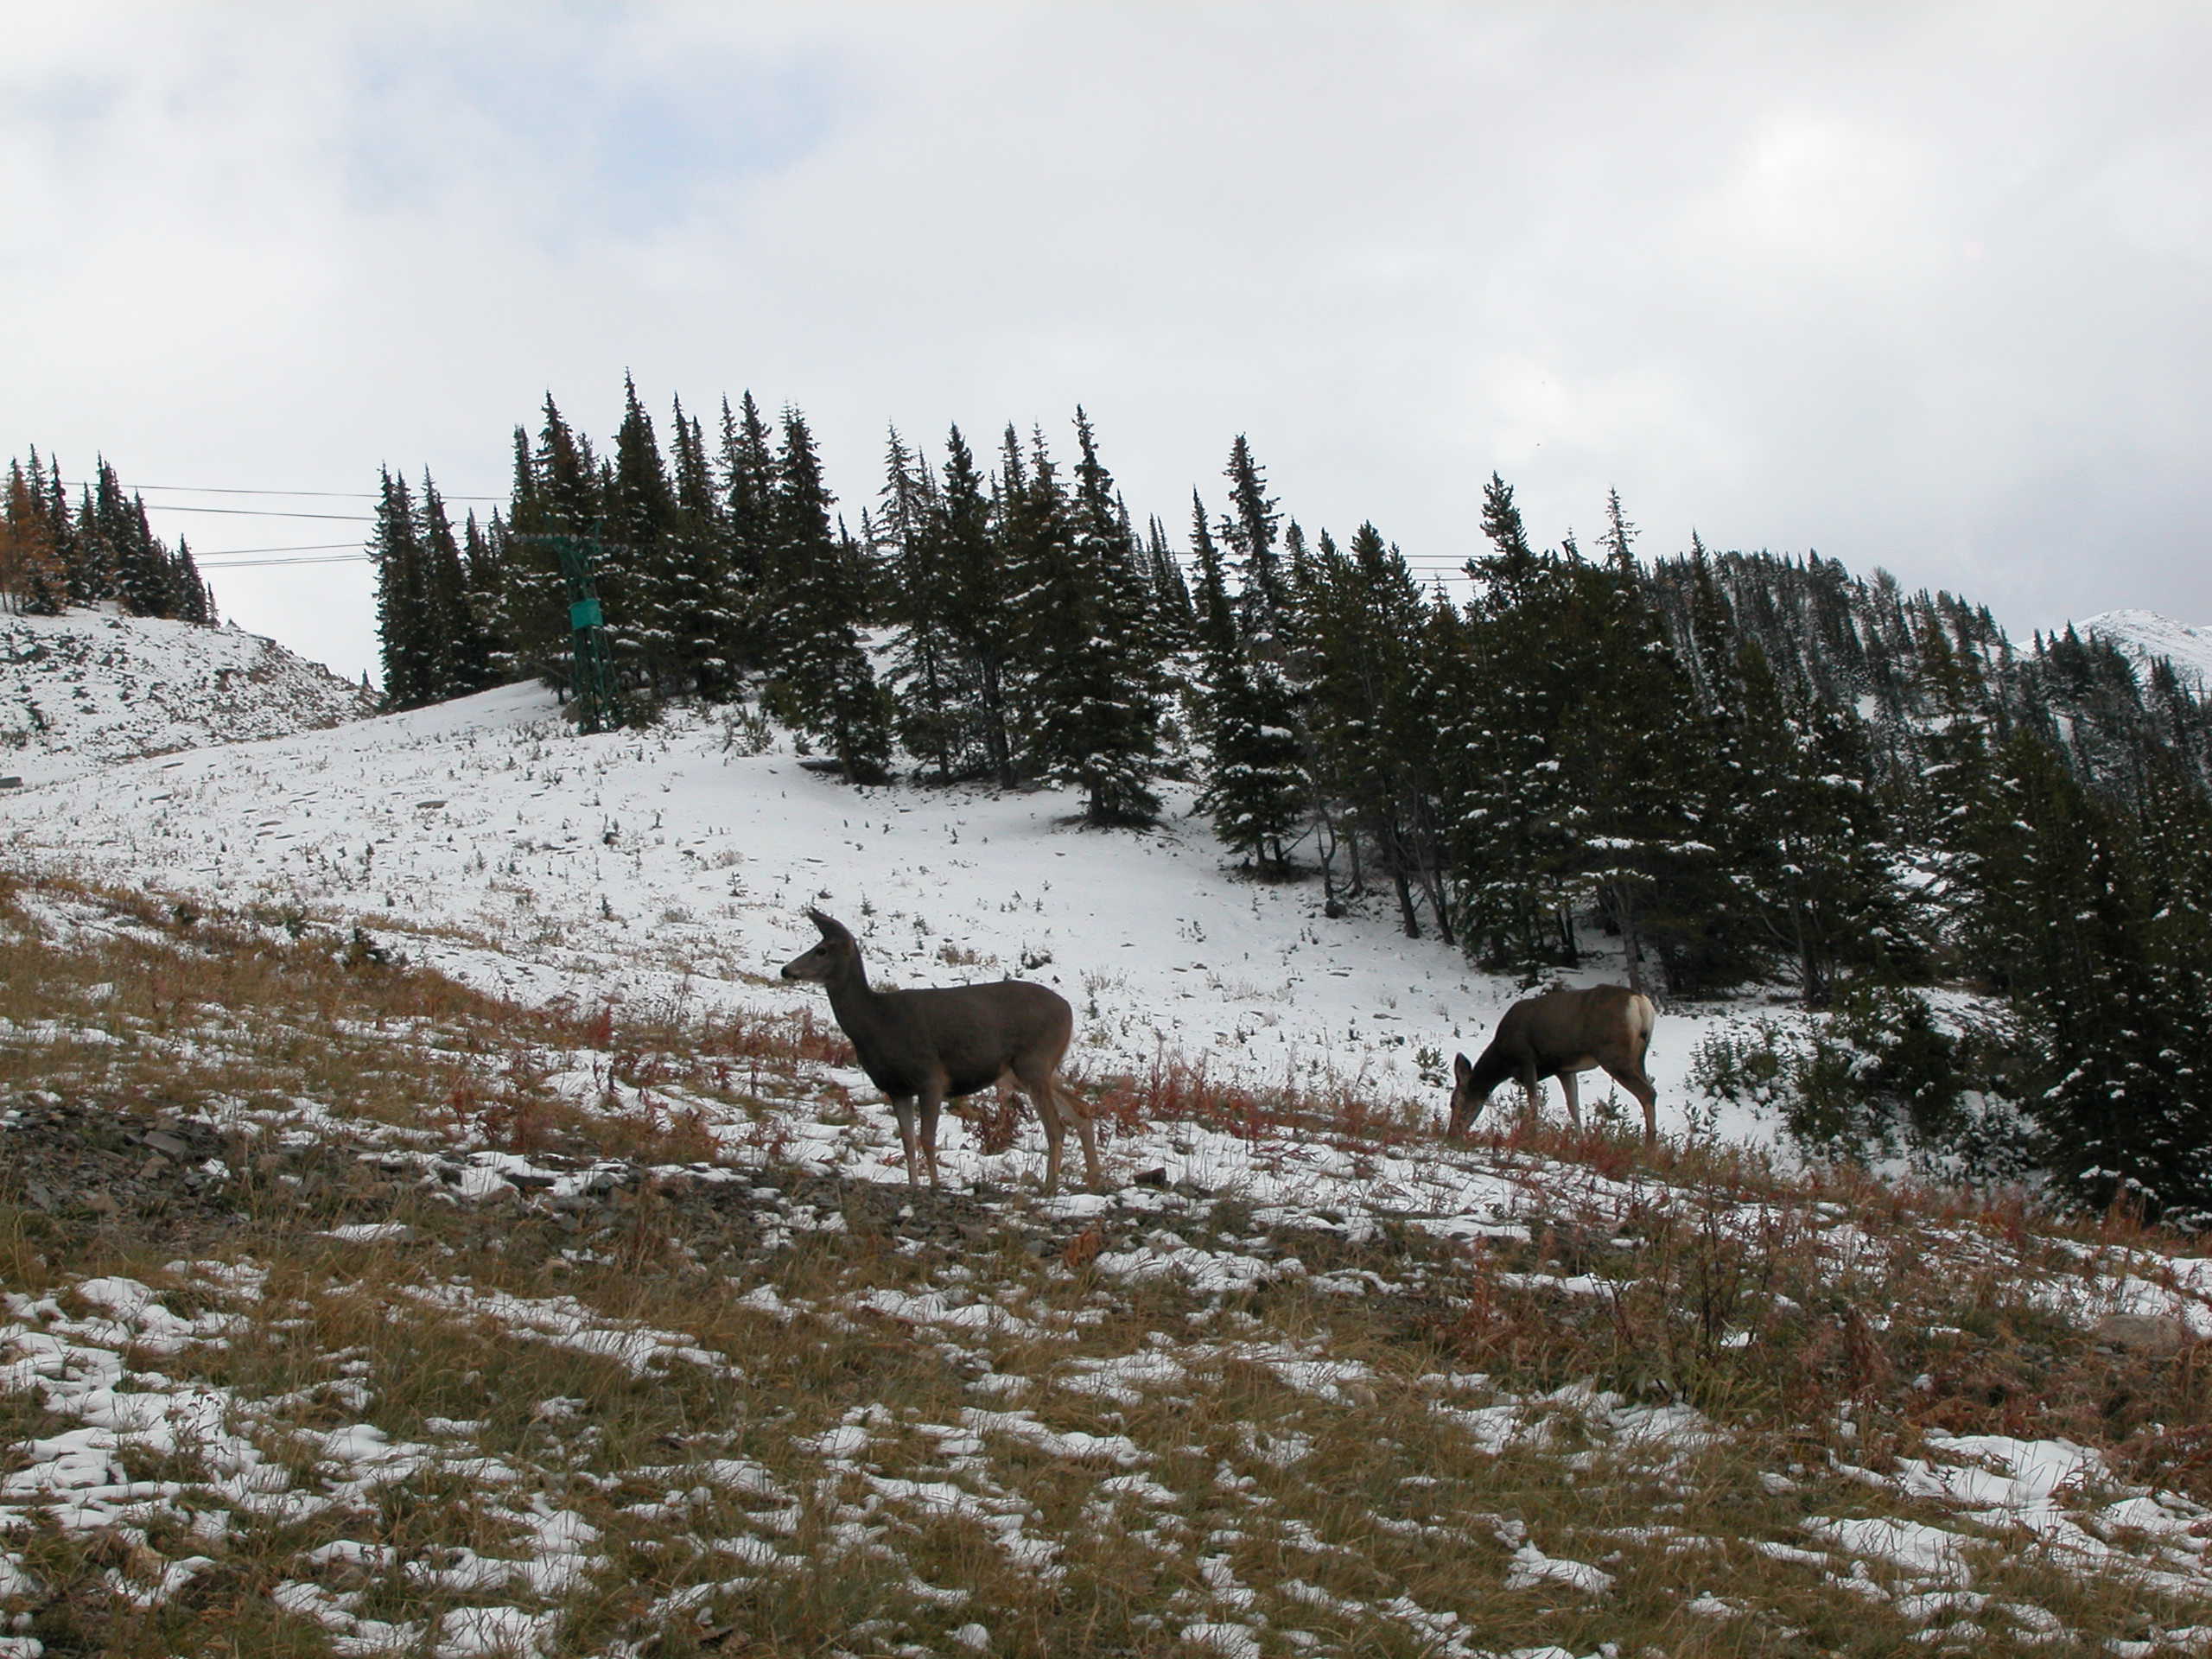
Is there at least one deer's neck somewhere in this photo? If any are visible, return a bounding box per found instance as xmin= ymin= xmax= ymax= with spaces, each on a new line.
xmin=1466 ymin=1046 xmax=1520 ymax=1096
xmin=823 ymin=958 xmax=883 ymax=1027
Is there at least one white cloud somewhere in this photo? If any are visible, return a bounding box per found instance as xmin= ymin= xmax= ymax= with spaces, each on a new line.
xmin=7 ymin=3 xmax=2209 ymax=681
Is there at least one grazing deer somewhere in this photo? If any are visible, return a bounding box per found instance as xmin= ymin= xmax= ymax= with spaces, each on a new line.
xmin=779 ymin=909 xmax=1103 ymax=1195
xmin=1448 ymin=984 xmax=1660 ymax=1147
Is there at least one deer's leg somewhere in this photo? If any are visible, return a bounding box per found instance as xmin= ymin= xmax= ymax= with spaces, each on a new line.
xmin=888 ymin=1096 xmax=922 ymax=1187
xmin=994 ymin=1065 xmax=1058 ymax=1196
xmin=1052 ymin=1074 xmax=1103 ymax=1192
xmin=1033 ymin=1088 xmax=1066 ymax=1198
xmin=1558 ymin=1068 xmax=1583 ymax=1132
xmin=1603 ymin=1065 xmax=1658 ymax=1147
xmin=1518 ymin=1065 xmax=1543 ymax=1127
xmin=917 ymin=1084 xmax=945 ymax=1188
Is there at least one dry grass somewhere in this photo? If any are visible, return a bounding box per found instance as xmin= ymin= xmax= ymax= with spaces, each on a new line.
xmin=3 ymin=866 xmax=2210 ymax=1656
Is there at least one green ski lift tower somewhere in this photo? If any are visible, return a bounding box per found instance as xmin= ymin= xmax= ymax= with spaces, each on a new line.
xmin=553 ymin=534 xmax=620 ymax=735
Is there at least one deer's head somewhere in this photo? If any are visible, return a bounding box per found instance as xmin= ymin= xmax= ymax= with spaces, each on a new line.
xmin=1446 ymin=1052 xmax=1486 ymax=1141
xmin=779 ymin=908 xmax=859 ymax=983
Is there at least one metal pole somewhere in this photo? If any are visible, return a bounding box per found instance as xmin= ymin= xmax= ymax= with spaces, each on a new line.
xmin=554 ymin=534 xmax=619 ymax=734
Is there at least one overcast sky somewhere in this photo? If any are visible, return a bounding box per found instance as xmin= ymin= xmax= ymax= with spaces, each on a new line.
xmin=8 ymin=4 xmax=2209 ymax=684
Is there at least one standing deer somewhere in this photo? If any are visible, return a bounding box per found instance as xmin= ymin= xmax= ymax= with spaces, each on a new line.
xmin=779 ymin=909 xmax=1104 ymax=1195
xmin=1448 ymin=984 xmax=1660 ymax=1147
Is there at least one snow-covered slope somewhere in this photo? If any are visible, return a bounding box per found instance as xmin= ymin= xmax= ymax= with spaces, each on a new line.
xmin=6 ymin=609 xmax=2212 ymax=1659
xmin=2079 ymin=607 xmax=2212 ymax=690
xmin=0 ymin=607 xmax=375 ymax=786
xmin=0 ymin=677 xmax=1765 ymax=1145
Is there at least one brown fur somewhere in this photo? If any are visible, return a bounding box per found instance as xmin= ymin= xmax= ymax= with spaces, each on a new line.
xmin=1449 ymin=984 xmax=1659 ymax=1146
xmin=780 ymin=909 xmax=1103 ymax=1194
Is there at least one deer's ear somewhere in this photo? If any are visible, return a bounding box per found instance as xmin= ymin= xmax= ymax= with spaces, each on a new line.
xmin=1452 ymin=1052 xmax=1472 ymax=1084
xmin=806 ymin=908 xmax=845 ymax=939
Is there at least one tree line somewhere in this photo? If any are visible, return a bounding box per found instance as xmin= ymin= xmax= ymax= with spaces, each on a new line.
xmin=1 ymin=450 xmax=215 ymax=625
xmin=369 ymin=378 xmax=2212 ymax=1222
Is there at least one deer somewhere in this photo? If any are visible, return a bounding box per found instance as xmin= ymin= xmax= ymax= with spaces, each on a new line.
xmin=779 ymin=909 xmax=1104 ymax=1196
xmin=1448 ymin=984 xmax=1660 ymax=1147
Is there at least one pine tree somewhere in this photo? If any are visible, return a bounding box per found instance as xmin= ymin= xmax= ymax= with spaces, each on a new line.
xmin=2 ymin=457 xmax=68 ymax=615
xmin=606 ymin=372 xmax=680 ymax=697
xmin=1549 ymin=499 xmax=1715 ymax=993
xmin=760 ymin=408 xmax=893 ymax=782
xmin=931 ymin=425 xmax=1017 ymax=786
xmin=664 ymin=396 xmax=736 ymax=699
xmin=880 ymin=428 xmax=972 ymax=781
xmin=1222 ymin=435 xmax=1289 ymax=655
xmin=456 ymin=512 xmax=505 ymax=690
xmin=70 ymin=465 xmax=124 ymax=607
xmin=169 ymin=539 xmax=213 ymax=625
xmin=719 ymin=391 xmax=779 ymax=678
xmin=1300 ymin=523 xmax=1452 ymax=936
xmin=1187 ymin=496 xmax=1306 ymax=871
xmin=1450 ymin=475 xmax=1580 ymax=969
xmin=419 ymin=476 xmax=496 ymax=700
xmin=498 ymin=397 xmax=607 ymax=697
xmin=1963 ymin=733 xmax=2212 ymax=1218
xmin=372 ymin=468 xmax=434 ymax=709
xmin=1015 ymin=414 xmax=1169 ymax=825
xmin=1144 ymin=514 xmax=1194 ymax=651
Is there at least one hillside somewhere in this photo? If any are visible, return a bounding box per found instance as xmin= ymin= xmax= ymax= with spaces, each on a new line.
xmin=2082 ymin=609 xmax=2212 ymax=691
xmin=2 ymin=626 xmax=2210 ymax=1656
xmin=0 ymin=678 xmax=1768 ymax=1139
xmin=0 ymin=607 xmax=374 ymax=786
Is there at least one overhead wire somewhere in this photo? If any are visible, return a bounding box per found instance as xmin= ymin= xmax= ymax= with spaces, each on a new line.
xmin=197 ymin=554 xmax=372 ymax=569
xmin=189 ymin=542 xmax=365 ymax=559
xmin=131 ymin=504 xmax=377 ymax=522
xmin=49 ymin=475 xmax=1487 ymax=584
xmin=60 ymin=480 xmax=503 ymax=502
xmin=46 ymin=479 xmax=494 ymax=575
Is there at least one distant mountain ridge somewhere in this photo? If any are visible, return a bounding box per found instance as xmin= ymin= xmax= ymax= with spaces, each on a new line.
xmin=0 ymin=607 xmax=375 ymax=785
xmin=2080 ymin=608 xmax=2212 ymax=690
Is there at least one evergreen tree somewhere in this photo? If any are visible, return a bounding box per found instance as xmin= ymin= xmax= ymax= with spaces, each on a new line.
xmin=69 ymin=469 xmax=118 ymax=607
xmin=880 ymin=427 xmax=972 ymax=781
xmin=372 ymin=467 xmax=434 ymax=709
xmin=1290 ymin=522 xmax=1440 ymax=931
xmin=938 ymin=424 xmax=1019 ymax=787
xmin=1963 ymin=733 xmax=2212 ymax=1218
xmin=497 ymin=397 xmax=607 ymax=697
xmin=664 ymin=396 xmax=737 ymax=698
xmin=168 ymin=539 xmax=213 ymax=625
xmin=419 ymin=476 xmax=497 ymax=700
xmin=719 ymin=391 xmax=779 ymax=677
xmin=457 ymin=512 xmax=505 ymax=689
xmin=606 ymin=372 xmax=680 ymax=697
xmin=1187 ymin=496 xmax=1306 ymax=871
xmin=1 ymin=456 xmax=68 ymax=615
xmin=1144 ymin=514 xmax=1194 ymax=652
xmin=1450 ymin=475 xmax=1580 ymax=969
xmin=1017 ymin=413 xmax=1169 ymax=824
xmin=1549 ymin=502 xmax=1716 ymax=993
xmin=1222 ymin=435 xmax=1289 ymax=654
xmin=761 ymin=408 xmax=893 ymax=782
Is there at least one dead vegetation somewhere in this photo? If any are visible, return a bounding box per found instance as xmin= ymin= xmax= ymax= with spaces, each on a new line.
xmin=3 ymin=868 xmax=2210 ymax=1657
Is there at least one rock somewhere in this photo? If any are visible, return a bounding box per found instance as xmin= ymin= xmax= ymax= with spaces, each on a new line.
xmin=143 ymin=1129 xmax=193 ymax=1158
xmin=2094 ymin=1313 xmax=2196 ymax=1357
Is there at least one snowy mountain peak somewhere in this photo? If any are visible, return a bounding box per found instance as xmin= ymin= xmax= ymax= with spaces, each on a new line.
xmin=2078 ymin=608 xmax=2212 ymax=689
xmin=0 ymin=607 xmax=376 ymax=785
